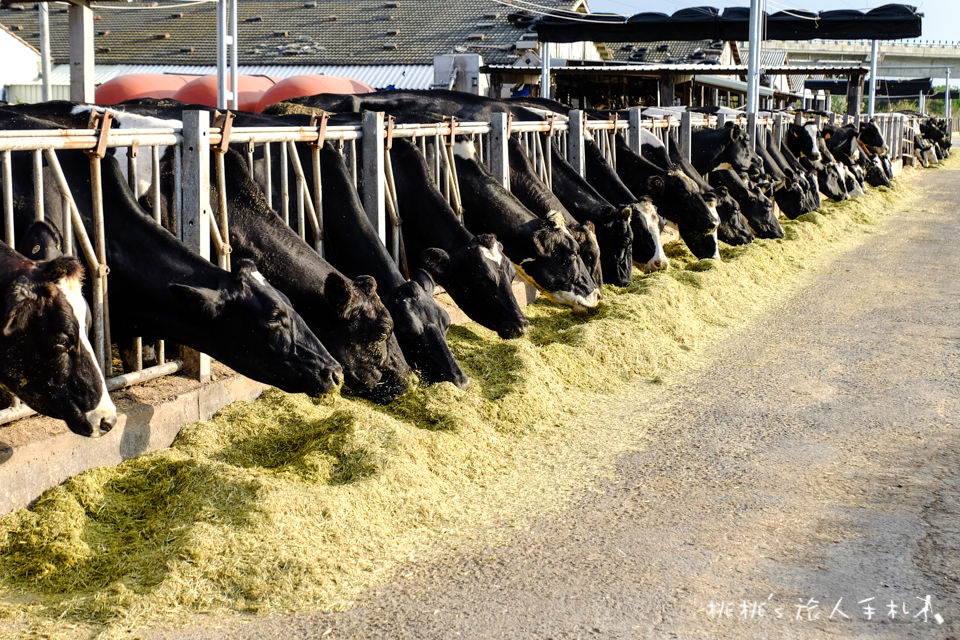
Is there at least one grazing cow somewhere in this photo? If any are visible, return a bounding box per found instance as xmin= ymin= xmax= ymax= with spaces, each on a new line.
xmin=753 ymin=142 xmax=808 ymax=218
xmin=388 ymin=139 xmax=529 ymax=339
xmin=709 ymin=169 xmax=784 ymax=239
xmin=203 ymin=149 xmax=410 ymax=402
xmin=0 ymin=113 xmax=347 ymax=398
xmin=0 ymin=241 xmax=117 ymax=437
xmin=453 ymin=140 xmax=600 ymax=311
xmin=547 ymin=142 xmax=634 ymax=285
xmin=505 ymin=138 xmax=603 ymax=289
xmin=786 ymin=121 xmax=848 ymax=201
xmin=315 ymin=142 xmax=467 ymax=388
xmin=611 ymin=136 xmax=721 ymax=260
xmin=689 ymin=123 xmax=754 ymax=175
xmin=713 ymin=186 xmax=754 ymax=245
xmin=767 ymin=139 xmax=822 ymax=213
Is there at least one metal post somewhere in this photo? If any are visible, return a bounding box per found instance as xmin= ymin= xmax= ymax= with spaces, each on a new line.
xmin=868 ymin=40 xmax=879 ymax=119
xmin=745 ymin=0 xmax=763 ymax=144
xmin=945 ymin=68 xmax=951 ymax=122
xmin=540 ymin=41 xmax=551 ymax=100
xmin=361 ymin=111 xmax=387 ymax=245
xmin=773 ymin=113 xmax=784 ymax=149
xmin=680 ymin=110 xmax=692 ymax=160
xmin=181 ymin=110 xmax=212 ymax=383
xmin=2 ymin=151 xmax=12 ymax=247
xmin=627 ymin=107 xmax=642 ymax=156
xmin=489 ymin=112 xmax=510 ymax=188
xmin=39 ymin=3 xmax=51 ymax=102
xmin=919 ymin=91 xmax=926 ymax=116
xmin=68 ymin=2 xmax=94 ymax=102
xmin=217 ymin=0 xmax=228 ymax=109
xmin=230 ymin=0 xmax=239 ymax=111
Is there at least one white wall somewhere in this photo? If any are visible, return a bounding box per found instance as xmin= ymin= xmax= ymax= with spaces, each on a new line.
xmin=0 ymin=30 xmax=40 ymax=100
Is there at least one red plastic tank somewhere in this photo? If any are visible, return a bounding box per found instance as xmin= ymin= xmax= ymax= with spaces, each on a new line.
xmin=256 ymin=74 xmax=373 ymax=112
xmin=94 ymin=74 xmax=194 ymax=105
xmin=172 ymin=75 xmax=278 ymax=112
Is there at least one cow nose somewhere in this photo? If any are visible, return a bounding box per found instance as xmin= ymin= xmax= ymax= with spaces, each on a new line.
xmin=331 ymin=366 xmax=344 ymax=388
xmin=453 ymin=370 xmax=470 ymax=388
xmin=499 ymin=318 xmax=529 ymax=339
xmin=100 ymin=414 xmax=117 ymax=434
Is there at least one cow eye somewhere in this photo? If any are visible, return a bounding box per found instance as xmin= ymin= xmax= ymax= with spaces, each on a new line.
xmin=267 ymin=309 xmax=288 ymax=330
xmin=54 ymin=333 xmax=71 ymax=351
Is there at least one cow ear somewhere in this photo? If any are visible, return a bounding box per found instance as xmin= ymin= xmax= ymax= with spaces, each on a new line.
xmin=729 ymin=125 xmax=742 ymax=140
xmin=233 ymin=258 xmax=259 ymax=280
xmin=353 ymin=275 xmax=377 ymax=297
xmin=324 ymin=271 xmax=356 ymax=316
xmin=618 ymin=206 xmax=632 ymax=220
xmin=532 ymin=221 xmax=558 ymax=256
xmin=169 ymin=283 xmax=225 ymax=318
xmin=411 ymin=268 xmax=436 ymax=296
xmin=476 ymin=233 xmax=498 ymax=250
xmin=2 ymin=276 xmax=39 ymax=337
xmin=545 ymin=210 xmax=566 ymax=230
xmin=420 ymin=247 xmax=451 ymax=279
xmin=37 ymin=256 xmax=83 ymax=283
xmin=644 ymin=175 xmax=665 ymax=197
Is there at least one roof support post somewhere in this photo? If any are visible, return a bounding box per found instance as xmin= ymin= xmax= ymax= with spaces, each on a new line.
xmin=181 ymin=110 xmax=212 ymax=383
xmin=230 ymin=0 xmax=239 ymax=110
xmin=745 ymin=0 xmax=763 ymax=150
xmin=918 ymin=91 xmax=926 ymax=116
xmin=868 ymin=40 xmax=879 ymax=119
xmin=362 ymin=111 xmax=387 ymax=246
xmin=847 ymin=73 xmax=864 ymax=118
xmin=945 ymin=68 xmax=951 ymax=122
xmin=68 ymin=1 xmax=94 ymax=103
xmin=489 ymin=112 xmax=510 ymax=187
xmin=39 ymin=3 xmax=51 ymax=101
xmin=540 ymin=41 xmax=551 ymax=100
xmin=659 ymin=75 xmax=675 ymax=107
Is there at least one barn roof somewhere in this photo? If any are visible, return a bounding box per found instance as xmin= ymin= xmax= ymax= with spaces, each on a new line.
xmin=607 ymin=40 xmax=725 ymax=65
xmin=0 ymin=0 xmax=579 ymax=67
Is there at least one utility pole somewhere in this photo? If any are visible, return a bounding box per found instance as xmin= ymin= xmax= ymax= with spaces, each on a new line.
xmin=868 ymin=39 xmax=879 ymax=118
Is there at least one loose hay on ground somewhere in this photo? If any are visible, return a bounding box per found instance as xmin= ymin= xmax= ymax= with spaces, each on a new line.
xmin=0 ymin=161 xmax=939 ymax=638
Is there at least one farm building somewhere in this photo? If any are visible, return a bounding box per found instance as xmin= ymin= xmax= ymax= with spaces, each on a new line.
xmin=0 ymin=0 xmax=605 ymax=100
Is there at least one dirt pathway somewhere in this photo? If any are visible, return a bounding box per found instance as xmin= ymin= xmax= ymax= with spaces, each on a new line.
xmin=145 ymin=164 xmax=960 ymax=640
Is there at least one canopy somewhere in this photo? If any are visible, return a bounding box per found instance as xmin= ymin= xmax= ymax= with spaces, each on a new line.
xmin=533 ymin=4 xmax=922 ymax=43
xmin=805 ymin=77 xmax=933 ymax=96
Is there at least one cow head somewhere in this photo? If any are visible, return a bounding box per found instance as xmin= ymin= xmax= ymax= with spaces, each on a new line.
xmin=788 ymin=123 xmax=822 ymax=162
xmin=170 ymin=259 xmax=344 ymax=397
xmin=737 ymin=184 xmax=784 ymax=239
xmin=714 ymin=186 xmax=753 ymax=246
xmin=520 ymin=211 xmax=600 ymax=312
xmin=678 ymin=225 xmax=720 ymax=261
xmin=319 ymin=270 xmax=410 ymax=403
xmin=646 ymin=167 xmax=720 ymax=235
xmin=566 ymin=219 xmax=604 ymax=291
xmin=630 ymin=197 xmax=669 ymax=273
xmin=382 ymin=268 xmax=468 ymax=388
xmin=420 ymin=234 xmax=529 ymax=339
xmin=772 ymin=178 xmax=808 ymax=220
xmin=723 ymin=123 xmax=755 ymax=173
xmin=21 ymin=220 xmax=64 ymax=261
xmin=858 ymin=121 xmax=887 ymax=154
xmin=1 ymin=257 xmax=116 ymax=437
xmin=593 ymin=205 xmax=634 ymax=286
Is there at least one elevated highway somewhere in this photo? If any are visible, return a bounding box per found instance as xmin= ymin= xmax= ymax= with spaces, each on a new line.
xmin=773 ymin=40 xmax=960 ymax=78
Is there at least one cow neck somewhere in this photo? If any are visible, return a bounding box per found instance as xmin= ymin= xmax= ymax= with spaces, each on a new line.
xmin=548 ymin=143 xmax=610 ymax=224
xmin=454 ymin=154 xmax=539 ymax=257
xmin=317 ymin=146 xmax=406 ymax=293
xmin=584 ymin=138 xmax=637 ymax=207
xmin=389 ymin=141 xmax=474 ymax=254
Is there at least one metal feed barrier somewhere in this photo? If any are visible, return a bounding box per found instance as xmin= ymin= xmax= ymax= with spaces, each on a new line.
xmin=0 ymin=107 xmax=920 ymax=427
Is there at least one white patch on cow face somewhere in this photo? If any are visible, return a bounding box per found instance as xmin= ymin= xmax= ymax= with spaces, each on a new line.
xmin=452 ymin=140 xmax=477 ymax=160
xmin=707 ymin=231 xmax=720 ymax=259
xmin=634 ymin=199 xmax=669 ymax=273
xmin=707 ymin=203 xmax=721 ymax=229
xmin=250 ymin=270 xmax=267 ymax=286
xmin=546 ymin=210 xmax=574 ymax=240
xmin=714 ymin=162 xmax=734 ymax=171
xmin=479 ymin=242 xmax=504 ymax=267
xmin=56 ymin=276 xmax=116 ymax=437
xmin=548 ymin=287 xmax=600 ymax=312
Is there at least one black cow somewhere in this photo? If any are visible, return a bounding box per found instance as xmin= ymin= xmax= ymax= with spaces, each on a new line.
xmin=0 ymin=241 xmax=117 ymax=436
xmin=548 ymin=142 xmax=634 ymax=285
xmin=611 ymin=136 xmax=721 ymax=260
xmin=713 ymin=186 xmax=754 ymax=245
xmin=388 ymin=139 xmax=529 ymax=339
xmin=689 ymin=123 xmax=754 ymax=175
xmin=453 ymin=141 xmax=600 ymax=311
xmin=504 ymin=138 xmax=603 ymax=290
xmin=753 ymin=142 xmax=808 ymax=218
xmin=316 ymin=142 xmax=467 ymax=388
xmin=767 ymin=139 xmax=822 ymax=213
xmin=709 ymin=169 xmax=784 ymax=239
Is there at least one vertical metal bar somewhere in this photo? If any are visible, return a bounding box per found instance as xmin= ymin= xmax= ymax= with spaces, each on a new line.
xmin=230 ymin=0 xmax=239 ymax=111
xmin=348 ymin=139 xmax=358 ymax=187
xmin=540 ymin=41 xmax=551 ymax=99
xmin=280 ymin=140 xmax=289 ymax=224
xmin=151 ymin=145 xmax=161 ymax=224
xmin=296 ymin=164 xmax=306 ymax=240
xmin=747 ymin=112 xmax=757 ymax=152
xmin=361 ymin=111 xmax=387 ymax=245
xmin=217 ymin=0 xmax=228 ymax=109
xmin=680 ymin=110 xmax=693 ymax=159
xmin=311 ymin=143 xmax=323 ymax=257
xmin=263 ymin=142 xmax=273 ymax=208
xmin=88 ymin=155 xmax=110 ymax=376
xmin=626 ymin=108 xmax=641 ymax=155
xmin=489 ymin=112 xmax=510 ymax=188
xmin=39 ymin=3 xmax=51 ymax=102
xmin=246 ymin=143 xmax=255 ymax=174
xmin=173 ymin=143 xmax=183 ymax=238
xmin=2 ymin=151 xmax=12 ymax=247
xmin=33 ymin=150 xmax=44 ymax=222
xmin=126 ymin=146 xmax=139 ymax=200
xmin=214 ymin=151 xmax=230 ymax=271
xmin=181 ymin=110 xmax=212 ymax=383
xmin=68 ymin=3 xmax=94 ymax=102
xmin=62 ymin=194 xmax=73 ymax=256
xmin=868 ymin=39 xmax=879 ymax=119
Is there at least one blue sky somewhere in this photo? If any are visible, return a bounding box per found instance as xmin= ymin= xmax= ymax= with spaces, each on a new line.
xmin=586 ymin=0 xmax=958 ymax=42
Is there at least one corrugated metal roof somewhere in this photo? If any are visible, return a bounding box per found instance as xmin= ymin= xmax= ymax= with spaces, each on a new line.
xmin=40 ymin=63 xmax=433 ymax=90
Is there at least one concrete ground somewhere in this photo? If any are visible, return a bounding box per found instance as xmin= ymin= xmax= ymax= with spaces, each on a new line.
xmin=144 ymin=163 xmax=960 ymax=639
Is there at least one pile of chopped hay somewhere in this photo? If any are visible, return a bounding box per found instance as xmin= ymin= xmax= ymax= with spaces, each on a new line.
xmin=0 ymin=166 xmax=930 ymax=637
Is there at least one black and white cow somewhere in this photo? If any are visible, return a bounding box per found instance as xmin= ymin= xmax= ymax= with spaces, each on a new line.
xmin=708 ymin=169 xmax=783 ymax=239
xmin=388 ymin=139 xmax=530 ymax=339
xmin=0 ymin=241 xmax=117 ymax=436
xmin=688 ymin=123 xmax=755 ymax=175
xmin=453 ymin=140 xmax=600 ymax=311
xmin=713 ymin=186 xmax=754 ymax=245
xmin=315 ymin=142 xmax=468 ymax=388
